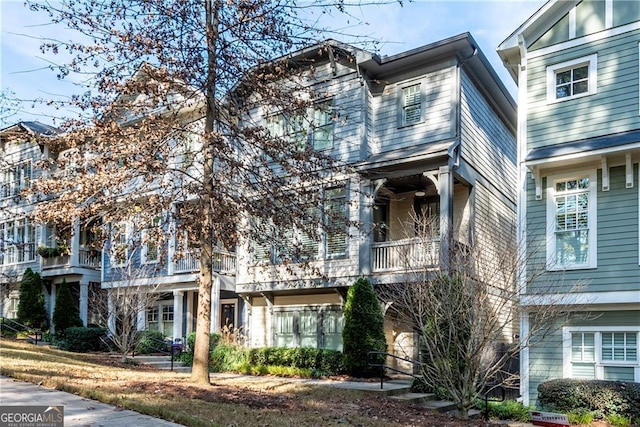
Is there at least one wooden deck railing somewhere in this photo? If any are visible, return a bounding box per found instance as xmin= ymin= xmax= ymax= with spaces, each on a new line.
xmin=371 ymin=238 xmax=439 ymax=272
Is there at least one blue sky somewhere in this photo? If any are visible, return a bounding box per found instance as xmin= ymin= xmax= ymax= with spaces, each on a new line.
xmin=0 ymin=0 xmax=546 ymax=125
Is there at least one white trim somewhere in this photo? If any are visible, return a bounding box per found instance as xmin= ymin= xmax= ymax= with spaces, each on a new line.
xmin=521 ymin=290 xmax=640 ymax=307
xmin=529 ymin=21 xmax=640 ymax=59
xmin=638 ymin=42 xmax=640 ymax=117
xmin=562 ymin=326 xmax=640 ymax=382
xmin=525 ymin=141 xmax=640 ymax=169
xmin=605 ymin=0 xmax=613 ymax=29
xmin=568 ymin=8 xmax=576 ymax=39
xmin=520 ymin=311 xmax=530 ymax=406
xmin=546 ymin=170 xmax=597 ymax=270
xmin=546 ymin=54 xmax=598 ymax=103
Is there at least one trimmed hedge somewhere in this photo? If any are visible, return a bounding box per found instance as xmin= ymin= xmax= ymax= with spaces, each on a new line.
xmin=57 ymin=327 xmax=107 ymax=352
xmin=247 ymin=347 xmax=344 ymax=375
xmin=538 ymin=379 xmax=640 ymax=420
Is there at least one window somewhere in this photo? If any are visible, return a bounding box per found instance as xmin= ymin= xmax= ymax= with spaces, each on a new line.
xmin=273 ymin=307 xmax=343 ymax=350
xmin=147 ymin=307 xmax=159 ymax=323
xmin=142 ymin=217 xmax=161 ymax=264
xmin=311 ymin=100 xmax=334 ymax=150
xmin=400 ymin=83 xmax=421 ymax=126
xmin=565 ymin=328 xmax=640 ymax=382
xmin=110 ymin=222 xmax=129 ymax=266
xmin=546 ymin=172 xmax=597 ymax=269
xmin=0 ymin=218 xmax=36 ymax=265
xmin=547 ymin=55 xmax=597 ymax=102
xmin=266 ymin=112 xmax=307 ymax=150
xmin=162 ymin=305 xmax=174 ymax=322
xmin=0 ymin=160 xmax=32 ymax=199
xmin=324 ymin=186 xmax=347 ymax=258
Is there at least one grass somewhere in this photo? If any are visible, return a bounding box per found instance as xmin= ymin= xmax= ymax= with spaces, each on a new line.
xmin=0 ymin=338 xmax=483 ymax=427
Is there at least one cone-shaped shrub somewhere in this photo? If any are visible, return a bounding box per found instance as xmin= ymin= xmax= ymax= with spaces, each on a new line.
xmin=52 ymin=278 xmax=83 ymax=336
xmin=17 ymin=268 xmax=49 ymax=330
xmin=342 ymin=277 xmax=386 ymax=377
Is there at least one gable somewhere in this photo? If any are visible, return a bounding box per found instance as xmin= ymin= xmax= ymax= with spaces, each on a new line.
xmin=531 ymin=0 xmax=640 ymax=51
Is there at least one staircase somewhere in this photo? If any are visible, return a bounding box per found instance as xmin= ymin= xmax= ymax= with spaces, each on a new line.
xmin=131 ymin=355 xmax=191 ymax=373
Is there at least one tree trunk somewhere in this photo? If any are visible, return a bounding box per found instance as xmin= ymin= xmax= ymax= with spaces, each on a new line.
xmin=190 ymin=0 xmax=220 ymax=385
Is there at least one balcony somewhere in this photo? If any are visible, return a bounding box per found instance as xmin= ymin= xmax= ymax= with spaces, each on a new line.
xmin=41 ymin=248 xmax=101 ymax=270
xmin=173 ymin=249 xmax=236 ymax=275
xmin=372 ymin=238 xmax=440 ymax=273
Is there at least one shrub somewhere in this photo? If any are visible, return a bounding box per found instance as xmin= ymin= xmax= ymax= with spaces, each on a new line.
xmin=17 ymin=268 xmax=48 ymax=330
xmin=410 ymin=377 xmax=434 ymax=393
xmin=177 ymin=332 xmax=220 ymax=366
xmin=538 ymin=379 xmax=640 ymax=421
xmin=52 ymin=279 xmax=83 ymax=337
xmin=607 ymin=413 xmax=632 ymax=427
xmin=57 ymin=327 xmax=107 ymax=352
xmin=211 ymin=343 xmax=249 ymax=372
xmin=246 ymin=347 xmax=344 ymax=376
xmin=134 ymin=330 xmax=167 ymax=354
xmin=342 ymin=277 xmax=386 ymax=377
xmin=567 ymin=409 xmax=594 ymax=425
xmin=475 ymin=400 xmax=532 ymax=422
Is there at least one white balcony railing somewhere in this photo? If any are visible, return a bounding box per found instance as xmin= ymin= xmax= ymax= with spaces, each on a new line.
xmin=372 ymin=238 xmax=439 ymax=272
xmin=41 ymin=254 xmax=70 ymax=269
xmin=174 ymin=249 xmax=236 ymax=275
xmin=79 ymin=249 xmax=101 ymax=268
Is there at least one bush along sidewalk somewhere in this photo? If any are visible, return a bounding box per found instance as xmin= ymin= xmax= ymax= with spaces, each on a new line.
xmin=538 ymin=378 xmax=640 ymax=426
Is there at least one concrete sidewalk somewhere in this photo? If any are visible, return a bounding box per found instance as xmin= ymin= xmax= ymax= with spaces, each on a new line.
xmin=0 ymin=376 xmax=184 ymax=426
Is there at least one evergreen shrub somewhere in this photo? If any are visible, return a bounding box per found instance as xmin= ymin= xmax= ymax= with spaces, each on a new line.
xmin=52 ymin=279 xmax=83 ymax=337
xmin=17 ymin=268 xmax=48 ymax=330
xmin=342 ymin=277 xmax=386 ymax=377
xmin=57 ymin=327 xmax=107 ymax=352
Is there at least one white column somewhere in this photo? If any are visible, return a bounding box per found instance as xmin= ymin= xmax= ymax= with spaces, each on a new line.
xmin=70 ymin=219 xmax=80 ymax=266
xmin=210 ymin=276 xmax=220 ymax=333
xmin=79 ymin=281 xmax=89 ymax=326
xmin=185 ymin=291 xmax=194 ymax=334
xmin=107 ymin=290 xmax=116 ymax=336
xmin=173 ymin=290 xmax=184 ymax=341
xmin=49 ymin=283 xmax=57 ymax=334
xmin=438 ymin=165 xmax=453 ymax=268
xmin=136 ymin=298 xmax=146 ymax=331
xmin=520 ymin=311 xmax=530 ymax=406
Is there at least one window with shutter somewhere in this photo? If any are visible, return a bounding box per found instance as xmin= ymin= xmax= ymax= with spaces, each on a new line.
xmin=324 ymin=186 xmax=346 ymax=257
xmin=401 ymin=84 xmax=421 ymax=126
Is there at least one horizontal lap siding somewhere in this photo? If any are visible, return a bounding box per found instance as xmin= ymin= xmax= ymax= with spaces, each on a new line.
xmin=526 ymin=28 xmax=640 ymax=150
xmin=529 ymin=311 xmax=640 ymax=406
xmin=460 ymin=72 xmax=517 ymax=201
xmin=372 ymin=67 xmax=453 ymax=153
xmin=526 ymin=166 xmax=640 ymax=294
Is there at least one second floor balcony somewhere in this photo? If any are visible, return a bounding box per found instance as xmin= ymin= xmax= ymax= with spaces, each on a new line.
xmin=371 ymin=237 xmax=440 ymax=272
xmin=41 ymin=247 xmax=101 ymax=270
xmin=173 ymin=249 xmax=236 ymax=275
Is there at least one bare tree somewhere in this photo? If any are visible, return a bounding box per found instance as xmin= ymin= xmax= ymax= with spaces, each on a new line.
xmin=24 ymin=0 xmax=401 ymax=385
xmin=90 ymin=262 xmax=163 ymax=362
xmin=376 ymin=212 xmax=587 ymax=419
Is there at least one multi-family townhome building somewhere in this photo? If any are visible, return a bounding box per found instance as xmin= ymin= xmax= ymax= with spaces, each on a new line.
xmin=498 ymin=0 xmax=640 ymax=405
xmin=235 ymin=34 xmax=517 ymax=362
xmin=0 ymin=121 xmax=100 ymax=330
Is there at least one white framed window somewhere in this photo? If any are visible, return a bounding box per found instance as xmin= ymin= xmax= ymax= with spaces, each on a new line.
xmin=324 ymin=186 xmax=347 ymax=258
xmin=0 ymin=218 xmax=36 ymax=265
xmin=311 ymin=100 xmax=334 ymax=150
xmin=547 ymin=54 xmax=598 ymax=102
xmin=110 ymin=222 xmax=129 ymax=266
xmin=546 ymin=171 xmax=597 ymax=270
xmin=266 ymin=111 xmax=307 ymax=150
xmin=399 ymin=83 xmax=422 ymax=126
xmin=0 ymin=160 xmax=32 ymax=199
xmin=563 ymin=327 xmax=640 ymax=382
xmin=141 ymin=217 xmax=161 ymax=264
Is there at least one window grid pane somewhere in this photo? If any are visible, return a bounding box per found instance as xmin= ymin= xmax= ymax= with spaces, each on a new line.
xmin=555 ymin=64 xmax=589 ymax=99
xmin=555 ymin=178 xmax=590 ymax=265
xmin=402 ymin=84 xmax=421 ymax=125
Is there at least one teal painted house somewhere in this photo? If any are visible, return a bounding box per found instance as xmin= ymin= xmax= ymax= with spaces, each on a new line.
xmin=498 ymin=0 xmax=640 ymax=405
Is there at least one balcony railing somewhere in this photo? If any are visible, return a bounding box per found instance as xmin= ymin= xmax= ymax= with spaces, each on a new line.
xmin=174 ymin=249 xmax=236 ymax=275
xmin=372 ymin=238 xmax=439 ymax=272
xmin=41 ymin=248 xmax=101 ymax=269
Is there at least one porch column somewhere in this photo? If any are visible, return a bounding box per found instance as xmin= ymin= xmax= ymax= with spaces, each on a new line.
xmin=49 ymin=283 xmax=57 ymax=334
xmin=359 ymin=179 xmax=374 ymax=276
xmin=186 ymin=291 xmax=195 ymax=334
xmin=173 ymin=290 xmax=184 ymax=341
xmin=70 ymin=219 xmax=80 ymax=266
xmin=136 ymin=298 xmax=146 ymax=331
xmin=210 ymin=275 xmax=220 ymax=333
xmin=438 ymin=165 xmax=453 ymax=268
xmin=79 ymin=281 xmax=88 ymax=326
xmin=107 ymin=290 xmax=116 ymax=335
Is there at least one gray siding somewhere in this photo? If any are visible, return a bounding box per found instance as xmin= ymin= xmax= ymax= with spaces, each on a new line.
xmin=460 ymin=70 xmax=517 ymax=201
xmin=526 ymin=165 xmax=640 ymax=294
xmin=526 ymin=28 xmax=640 ymax=150
xmin=371 ymin=66 xmax=454 ymax=153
